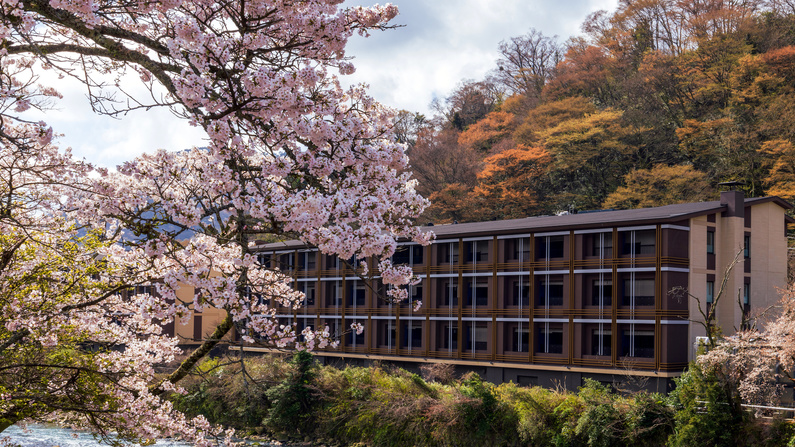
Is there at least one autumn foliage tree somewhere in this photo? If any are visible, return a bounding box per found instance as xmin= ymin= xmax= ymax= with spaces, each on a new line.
xmin=603 ymin=164 xmax=714 ymax=209
xmin=0 ymin=0 xmax=430 ymax=443
xmin=412 ymin=0 xmax=795 ymax=223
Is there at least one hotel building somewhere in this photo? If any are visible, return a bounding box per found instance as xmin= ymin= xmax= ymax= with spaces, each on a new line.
xmin=194 ymin=191 xmax=792 ymax=391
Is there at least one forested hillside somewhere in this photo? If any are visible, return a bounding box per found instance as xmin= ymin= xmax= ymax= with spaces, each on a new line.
xmin=401 ymin=0 xmax=795 ymax=224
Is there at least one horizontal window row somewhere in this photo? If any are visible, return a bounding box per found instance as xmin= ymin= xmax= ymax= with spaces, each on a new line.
xmin=280 ymin=319 xmax=655 ymax=359
xmin=256 ymin=229 xmax=669 ymax=272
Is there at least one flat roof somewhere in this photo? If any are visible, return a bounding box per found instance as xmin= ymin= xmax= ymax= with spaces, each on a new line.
xmin=256 ymin=196 xmax=792 ymax=249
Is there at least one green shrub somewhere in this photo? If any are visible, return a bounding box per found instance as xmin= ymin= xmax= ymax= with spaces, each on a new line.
xmin=264 ymin=350 xmax=322 ymax=433
xmin=668 ymin=363 xmax=744 ymax=447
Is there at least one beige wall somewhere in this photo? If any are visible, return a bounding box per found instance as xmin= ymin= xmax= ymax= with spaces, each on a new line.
xmin=688 ymin=201 xmax=788 ymax=361
xmin=173 ymin=282 xmax=229 ymax=344
xmin=750 ymin=202 xmax=787 ymax=313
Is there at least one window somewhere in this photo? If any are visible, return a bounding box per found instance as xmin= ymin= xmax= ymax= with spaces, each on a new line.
xmin=441 ymin=325 xmax=458 ymax=350
xmin=403 ymin=323 xmax=423 ymax=349
xmin=441 ymin=243 xmax=459 ymax=264
xmin=466 ymin=278 xmax=489 ymax=306
xmin=381 ymin=322 xmax=396 ymax=347
xmin=411 ymin=283 xmax=423 ymax=302
xmin=302 ymin=282 xmax=316 ymax=306
xmin=347 ymin=281 xmax=366 ymax=306
xmin=326 ymin=320 xmax=341 ymax=340
xmin=392 ymin=246 xmax=411 ymax=265
xmin=511 ymin=280 xmax=530 ymax=306
xmin=538 ymin=277 xmax=564 ymax=306
xmin=706 ymin=281 xmax=714 ymax=304
xmin=621 ymin=329 xmax=654 ymax=358
xmin=538 ymin=236 xmax=565 ymax=258
xmin=257 ymin=253 xmax=271 ymax=267
xmin=278 ymin=253 xmax=294 ymax=271
xmin=622 ymin=230 xmax=655 ymax=255
xmin=706 ymin=230 xmax=715 ymax=255
xmin=591 ymin=279 xmax=612 ymax=306
xmin=298 ymin=251 xmax=316 ymax=270
xmin=412 ymin=245 xmax=424 ymax=265
xmin=591 ymin=329 xmax=612 ymax=356
xmin=393 ymin=244 xmax=424 ymax=265
xmin=465 ymin=240 xmax=489 ymax=263
xmin=325 ymin=255 xmax=340 ymax=269
xmin=537 ymin=327 xmax=563 ymax=354
xmin=326 ymin=281 xmax=342 ymax=306
xmin=507 ymin=238 xmax=530 ymax=261
xmin=622 ymin=278 xmax=655 ymax=306
xmin=442 ymin=280 xmax=458 ymax=306
xmin=591 ymin=233 xmax=613 ymax=257
xmin=744 ymin=283 xmax=750 ymax=305
xmin=744 ymin=235 xmax=750 ymax=258
xmin=466 ymin=323 xmax=488 ymax=351
xmin=347 ymin=323 xmax=365 ymax=346
xmin=510 ymin=325 xmax=529 ymax=352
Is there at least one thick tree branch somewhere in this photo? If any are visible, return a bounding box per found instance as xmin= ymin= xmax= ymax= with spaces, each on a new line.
xmin=150 ymin=313 xmax=234 ymax=396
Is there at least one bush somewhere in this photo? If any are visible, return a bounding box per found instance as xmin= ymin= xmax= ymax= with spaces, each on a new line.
xmin=668 ymin=363 xmax=745 ymax=447
xmin=264 ymin=350 xmax=322 ymax=434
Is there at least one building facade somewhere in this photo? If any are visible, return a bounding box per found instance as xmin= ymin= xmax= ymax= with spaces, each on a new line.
xmin=226 ymin=191 xmax=791 ymax=390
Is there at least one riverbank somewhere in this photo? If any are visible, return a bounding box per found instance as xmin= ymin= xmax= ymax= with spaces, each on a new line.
xmin=170 ymin=352 xmax=795 ymax=447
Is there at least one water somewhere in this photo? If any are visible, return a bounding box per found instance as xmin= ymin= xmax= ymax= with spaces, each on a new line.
xmin=3 ymin=425 xmax=203 ymax=446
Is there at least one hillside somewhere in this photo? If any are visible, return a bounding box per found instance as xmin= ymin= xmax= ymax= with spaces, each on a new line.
xmin=400 ymin=0 xmax=795 ymax=224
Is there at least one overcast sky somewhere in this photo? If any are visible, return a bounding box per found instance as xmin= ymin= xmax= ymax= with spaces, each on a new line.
xmin=31 ymin=0 xmax=618 ymax=168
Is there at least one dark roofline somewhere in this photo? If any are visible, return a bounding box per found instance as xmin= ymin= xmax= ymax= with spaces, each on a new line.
xmin=255 ymin=196 xmax=792 ymax=250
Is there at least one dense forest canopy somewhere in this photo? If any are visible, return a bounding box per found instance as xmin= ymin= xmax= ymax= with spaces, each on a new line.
xmin=403 ymin=0 xmax=795 ymax=224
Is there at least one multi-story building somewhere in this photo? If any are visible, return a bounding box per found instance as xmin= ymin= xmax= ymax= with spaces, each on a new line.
xmin=233 ymin=191 xmax=791 ymax=391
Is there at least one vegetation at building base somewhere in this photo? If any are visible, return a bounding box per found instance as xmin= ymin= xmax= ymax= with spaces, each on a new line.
xmin=171 ymin=353 xmax=795 ymax=447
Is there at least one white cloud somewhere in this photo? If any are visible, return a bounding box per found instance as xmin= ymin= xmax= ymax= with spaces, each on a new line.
xmin=20 ymin=0 xmax=618 ymax=167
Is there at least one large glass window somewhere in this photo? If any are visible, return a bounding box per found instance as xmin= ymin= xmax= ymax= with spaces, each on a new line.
xmin=393 ymin=244 xmax=424 ymax=266
xmin=591 ymin=279 xmax=612 ymax=306
xmin=465 ymin=240 xmax=489 ymax=263
xmin=622 ymin=278 xmax=655 ymax=306
xmin=325 ymin=281 xmax=342 ymax=306
xmin=591 ymin=329 xmax=611 ymax=356
xmin=512 ymin=325 xmax=529 ymax=352
xmin=466 ymin=323 xmax=488 ymax=351
xmin=621 ymin=329 xmax=654 ymax=358
xmin=278 ymin=253 xmax=294 ymax=271
xmin=347 ymin=281 xmax=366 ymax=306
xmin=591 ymin=233 xmax=613 ymax=257
xmin=440 ymin=242 xmax=459 ymax=264
xmin=466 ymin=278 xmax=489 ymax=306
xmin=538 ymin=277 xmax=564 ymax=306
xmin=402 ymin=323 xmax=423 ymax=349
xmin=257 ymin=253 xmax=271 ymax=267
xmin=622 ymin=230 xmax=655 ymax=255
xmin=441 ymin=324 xmax=458 ymax=350
xmin=301 ymin=282 xmax=316 ymax=306
xmin=442 ymin=280 xmax=458 ymax=306
xmin=511 ymin=279 xmax=530 ymax=306
xmin=381 ymin=321 xmax=396 ymax=347
xmin=507 ymin=238 xmax=530 ymax=261
xmin=346 ymin=323 xmax=365 ymax=346
xmin=744 ymin=235 xmax=750 ymax=258
xmin=537 ymin=326 xmax=563 ymax=354
xmin=538 ymin=236 xmax=565 ymax=258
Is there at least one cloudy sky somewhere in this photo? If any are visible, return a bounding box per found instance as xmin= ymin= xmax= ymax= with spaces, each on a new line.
xmin=32 ymin=0 xmax=617 ymax=168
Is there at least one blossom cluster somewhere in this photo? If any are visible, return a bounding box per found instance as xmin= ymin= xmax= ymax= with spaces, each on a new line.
xmin=0 ymin=0 xmax=433 ymax=443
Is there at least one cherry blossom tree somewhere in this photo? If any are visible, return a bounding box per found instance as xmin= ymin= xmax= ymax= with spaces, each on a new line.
xmin=697 ymin=287 xmax=795 ymax=407
xmin=0 ymin=0 xmax=429 ymax=443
